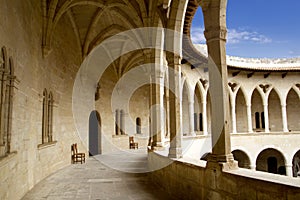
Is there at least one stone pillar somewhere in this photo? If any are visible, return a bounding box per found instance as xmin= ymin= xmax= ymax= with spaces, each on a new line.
xmin=246 ymin=104 xmax=253 ymax=133
xmin=281 ymin=104 xmax=289 ymax=132
xmin=249 ymin=164 xmax=256 ymax=171
xmin=230 ymin=97 xmax=237 ymax=134
xmin=149 ymin=49 xmax=165 ymax=148
xmin=202 ymin=100 xmax=208 ymax=135
xmin=165 ymin=88 xmax=170 ymax=138
xmin=168 ymin=56 xmax=182 ymax=158
xmin=201 ymin=0 xmax=235 ymax=164
xmin=188 ymin=100 xmax=195 ymax=136
xmin=120 ymin=110 xmax=125 ymax=135
xmin=263 ymin=104 xmax=270 ymax=133
xmin=285 ymin=164 xmax=293 ymax=177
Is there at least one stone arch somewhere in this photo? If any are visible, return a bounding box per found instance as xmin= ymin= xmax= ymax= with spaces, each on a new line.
xmin=251 ymin=89 xmax=263 ymax=131
xmin=89 ymin=110 xmax=102 ymax=156
xmin=232 ymin=149 xmax=251 ymax=169
xmin=292 ymin=150 xmax=300 ymax=177
xmin=268 ymin=89 xmax=282 ymax=132
xmin=256 ymin=148 xmax=286 ymax=175
xmin=287 ymin=88 xmax=300 ymax=131
xmin=236 ymin=88 xmax=247 ymax=133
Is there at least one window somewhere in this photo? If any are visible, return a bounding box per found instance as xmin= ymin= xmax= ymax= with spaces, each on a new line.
xmin=41 ymin=89 xmax=54 ymax=145
xmin=255 ymin=112 xmax=260 ymax=129
xmin=136 ymin=117 xmax=141 ymax=134
xmin=0 ymin=47 xmax=16 ymax=157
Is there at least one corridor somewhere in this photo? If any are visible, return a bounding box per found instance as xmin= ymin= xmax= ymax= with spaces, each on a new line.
xmin=22 ymin=150 xmax=174 ymax=200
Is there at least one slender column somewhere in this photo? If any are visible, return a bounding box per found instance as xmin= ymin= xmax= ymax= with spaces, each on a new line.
xmin=249 ymin=164 xmax=256 ymax=171
xmin=149 ymin=49 xmax=165 ymax=148
xmin=202 ymin=100 xmax=208 ymax=135
xmin=188 ymin=100 xmax=195 ymax=136
xmin=281 ymin=104 xmax=289 ymax=132
xmin=285 ymin=164 xmax=293 ymax=177
xmin=120 ymin=110 xmax=125 ymax=135
xmin=168 ymin=56 xmax=182 ymax=158
xmin=201 ymin=0 xmax=234 ymax=163
xmin=231 ymin=98 xmax=237 ymax=134
xmin=165 ymin=88 xmax=170 ymax=138
xmin=246 ymin=104 xmax=253 ymax=133
xmin=263 ymin=104 xmax=270 ymax=133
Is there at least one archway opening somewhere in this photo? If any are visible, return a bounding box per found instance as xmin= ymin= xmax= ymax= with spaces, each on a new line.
xmin=232 ymin=150 xmax=251 ymax=169
xmin=292 ymin=150 xmax=300 ymax=177
xmin=256 ymin=148 xmax=286 ymax=175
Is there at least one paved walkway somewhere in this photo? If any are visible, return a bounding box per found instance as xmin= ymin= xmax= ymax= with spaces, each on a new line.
xmin=22 ymin=150 xmax=174 ymax=200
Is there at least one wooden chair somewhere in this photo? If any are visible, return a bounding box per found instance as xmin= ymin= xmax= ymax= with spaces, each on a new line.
xmin=129 ymin=136 xmax=138 ymax=149
xmin=71 ymin=143 xmax=85 ymax=164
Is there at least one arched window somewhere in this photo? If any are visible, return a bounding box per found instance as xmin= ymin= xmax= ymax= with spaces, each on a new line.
xmin=41 ymin=89 xmax=54 ymax=145
xmin=136 ymin=117 xmax=141 ymax=134
xmin=0 ymin=47 xmax=16 ymax=157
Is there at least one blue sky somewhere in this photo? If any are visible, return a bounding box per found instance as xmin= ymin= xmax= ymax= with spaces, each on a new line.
xmin=191 ymin=0 xmax=300 ymax=58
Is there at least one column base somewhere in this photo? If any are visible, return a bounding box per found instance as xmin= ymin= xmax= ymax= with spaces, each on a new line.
xmin=0 ymin=145 xmax=6 ymax=157
xmin=168 ymin=147 xmax=182 ymax=159
xmin=206 ymin=153 xmax=238 ymax=171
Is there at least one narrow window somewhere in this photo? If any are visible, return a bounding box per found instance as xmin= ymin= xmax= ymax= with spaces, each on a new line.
xmin=0 ymin=48 xmax=15 ymax=156
xmin=42 ymin=89 xmax=48 ymax=144
xmin=115 ymin=109 xmax=119 ymax=135
xmin=199 ymin=113 xmax=203 ymax=131
xmin=255 ymin=112 xmax=260 ymax=129
xmin=194 ymin=113 xmax=198 ymax=131
xmin=41 ymin=89 xmax=54 ymax=144
xmin=136 ymin=117 xmax=141 ymax=134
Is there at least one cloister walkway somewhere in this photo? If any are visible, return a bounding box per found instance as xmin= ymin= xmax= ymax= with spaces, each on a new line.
xmin=22 ymin=149 xmax=174 ymax=200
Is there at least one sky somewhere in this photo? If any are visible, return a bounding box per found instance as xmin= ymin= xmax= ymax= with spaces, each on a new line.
xmin=191 ymin=0 xmax=300 ymax=58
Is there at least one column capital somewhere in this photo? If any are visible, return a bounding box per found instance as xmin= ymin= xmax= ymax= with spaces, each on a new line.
xmin=204 ymin=26 xmax=227 ymax=42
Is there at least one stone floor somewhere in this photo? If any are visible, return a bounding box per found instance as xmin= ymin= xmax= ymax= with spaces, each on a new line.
xmin=22 ymin=149 xmax=174 ymax=200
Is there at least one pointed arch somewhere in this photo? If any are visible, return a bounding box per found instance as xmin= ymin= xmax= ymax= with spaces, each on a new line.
xmin=287 ymin=87 xmax=300 ymax=131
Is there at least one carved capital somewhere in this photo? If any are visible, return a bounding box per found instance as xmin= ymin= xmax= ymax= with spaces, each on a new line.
xmin=204 ymin=26 xmax=227 ymax=42
xmin=198 ymin=0 xmax=211 ymax=11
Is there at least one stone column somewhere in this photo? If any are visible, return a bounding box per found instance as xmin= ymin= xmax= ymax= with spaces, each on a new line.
xmin=201 ymin=0 xmax=235 ymax=164
xmin=230 ymin=97 xmax=237 ymax=134
xmin=246 ymin=104 xmax=253 ymax=133
xmin=281 ymin=104 xmax=289 ymax=132
xmin=202 ymin=100 xmax=208 ymax=135
xmin=285 ymin=164 xmax=293 ymax=177
xmin=165 ymin=88 xmax=170 ymax=138
xmin=188 ymin=100 xmax=195 ymax=136
xmin=150 ymin=73 xmax=165 ymax=147
xmin=149 ymin=49 xmax=165 ymax=148
xmin=120 ymin=110 xmax=125 ymax=135
xmin=263 ymin=103 xmax=270 ymax=133
xmin=168 ymin=56 xmax=182 ymax=158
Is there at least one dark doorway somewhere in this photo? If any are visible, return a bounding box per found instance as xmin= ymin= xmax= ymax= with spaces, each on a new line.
xmin=89 ymin=110 xmax=101 ymax=156
xmin=267 ymin=157 xmax=277 ymax=174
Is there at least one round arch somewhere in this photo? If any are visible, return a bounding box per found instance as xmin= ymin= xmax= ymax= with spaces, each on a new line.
xmin=292 ymin=150 xmax=300 ymax=177
xmin=232 ymin=149 xmax=251 ymax=169
xmin=256 ymin=148 xmax=286 ymax=175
